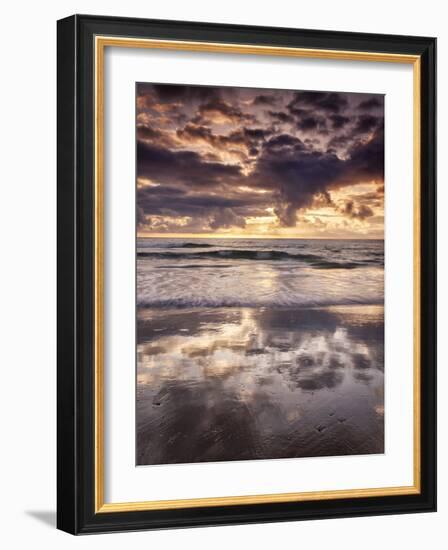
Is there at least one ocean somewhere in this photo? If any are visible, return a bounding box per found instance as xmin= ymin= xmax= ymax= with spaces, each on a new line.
xmin=137 ymin=238 xmax=384 ymax=309
xmin=136 ymin=238 xmax=384 ymax=465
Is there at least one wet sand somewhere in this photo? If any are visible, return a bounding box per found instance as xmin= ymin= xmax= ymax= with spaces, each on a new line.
xmin=136 ymin=306 xmax=384 ymax=465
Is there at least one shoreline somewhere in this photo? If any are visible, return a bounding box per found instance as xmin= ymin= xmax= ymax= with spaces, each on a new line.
xmin=137 ymin=304 xmax=384 ymax=466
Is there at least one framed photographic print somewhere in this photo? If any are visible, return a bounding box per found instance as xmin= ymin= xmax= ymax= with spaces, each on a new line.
xmin=57 ymin=14 xmax=436 ymax=534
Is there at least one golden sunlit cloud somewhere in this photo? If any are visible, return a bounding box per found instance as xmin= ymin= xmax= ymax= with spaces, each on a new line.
xmin=136 ymin=83 xmax=384 ymax=239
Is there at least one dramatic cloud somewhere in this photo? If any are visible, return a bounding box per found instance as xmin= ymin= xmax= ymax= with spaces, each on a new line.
xmin=193 ymin=99 xmax=257 ymax=126
xmin=342 ymin=201 xmax=374 ymax=221
xmin=209 ymin=208 xmax=246 ymax=230
xmin=329 ymin=115 xmax=350 ymax=129
xmin=288 ymin=91 xmax=348 ymax=114
xmin=137 ymin=141 xmax=243 ymax=189
xmin=267 ymin=110 xmax=294 ymax=124
xmin=136 ymin=83 xmax=384 ymax=237
xmin=358 ymin=97 xmax=383 ymax=111
xmin=355 ymin=115 xmax=381 ymax=134
xmin=252 ymin=94 xmax=278 ymax=106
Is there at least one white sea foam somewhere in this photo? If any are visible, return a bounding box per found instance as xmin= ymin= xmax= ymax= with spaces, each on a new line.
xmin=137 ymin=238 xmax=384 ymax=309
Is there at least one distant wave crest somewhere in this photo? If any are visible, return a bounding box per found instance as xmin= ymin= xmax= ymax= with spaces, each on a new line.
xmin=136 ymin=239 xmax=384 ymax=309
xmin=137 ymin=241 xmax=214 ymax=249
xmin=137 ymin=249 xmax=379 ymax=269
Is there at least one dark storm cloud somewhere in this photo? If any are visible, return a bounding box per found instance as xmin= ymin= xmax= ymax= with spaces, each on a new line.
xmin=288 ymin=91 xmax=348 ymax=114
xmin=358 ymin=97 xmax=383 ymax=111
xmin=342 ymin=201 xmax=374 ymax=221
xmin=137 ymin=186 xmax=269 ymax=234
xmin=355 ymin=115 xmax=381 ymax=134
xmin=176 ymin=123 xmax=242 ymax=150
xmin=345 ymin=125 xmax=384 ymax=182
xmin=252 ymin=94 xmax=277 ymax=106
xmin=136 ymin=84 xmax=384 ymax=231
xmin=176 ymin=124 xmax=273 ymax=155
xmin=148 ymin=83 xmax=220 ymax=103
xmin=267 ymin=110 xmax=295 ymax=124
xmin=263 ymin=134 xmax=306 ymax=152
xmin=137 ymin=205 xmax=147 ymax=228
xmin=244 ymin=127 xmax=272 ymax=140
xmin=137 ymin=124 xmax=180 ymax=149
xmin=137 ymin=185 xmax=257 ymax=216
xmin=246 ymin=125 xmax=384 ymax=226
xmin=329 ymin=114 xmax=350 ymax=129
xmin=304 ymin=137 xmax=321 ymax=147
xmin=193 ymin=99 xmax=257 ymax=125
xmin=326 ymin=135 xmax=351 ymax=150
xmin=209 ymin=208 xmax=246 ymax=230
xmin=137 ymin=125 xmax=162 ymax=140
xmin=137 ymin=141 xmax=243 ymax=188
xmin=296 ymin=115 xmax=327 ymax=132
xmin=249 ymin=146 xmax=345 ymax=226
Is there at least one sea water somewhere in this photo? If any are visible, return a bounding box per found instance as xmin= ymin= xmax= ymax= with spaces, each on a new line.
xmin=137 ymin=238 xmax=384 ymax=308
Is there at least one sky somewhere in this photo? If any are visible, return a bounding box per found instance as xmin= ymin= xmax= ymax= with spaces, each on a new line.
xmin=136 ymin=83 xmax=384 ymax=239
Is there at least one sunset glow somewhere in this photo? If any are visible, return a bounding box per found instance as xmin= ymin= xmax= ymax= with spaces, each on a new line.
xmin=136 ymin=84 xmax=384 ymax=239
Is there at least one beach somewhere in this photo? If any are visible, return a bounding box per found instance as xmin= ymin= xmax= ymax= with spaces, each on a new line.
xmin=136 ymin=238 xmax=384 ymax=465
xmin=134 ymin=80 xmax=386 ymax=466
xmin=137 ymin=305 xmax=384 ymax=465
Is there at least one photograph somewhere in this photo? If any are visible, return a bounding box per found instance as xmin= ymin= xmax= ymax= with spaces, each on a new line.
xmin=135 ymin=82 xmax=385 ymax=466
xmin=53 ymin=11 xmax=436 ymax=536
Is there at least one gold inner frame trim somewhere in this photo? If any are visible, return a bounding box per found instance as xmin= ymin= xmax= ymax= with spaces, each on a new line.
xmin=94 ymin=35 xmax=421 ymax=514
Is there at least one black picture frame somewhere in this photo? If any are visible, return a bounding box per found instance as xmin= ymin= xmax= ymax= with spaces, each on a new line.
xmin=57 ymin=14 xmax=436 ymax=534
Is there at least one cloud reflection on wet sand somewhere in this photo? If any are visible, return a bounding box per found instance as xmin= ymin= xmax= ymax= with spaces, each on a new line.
xmin=137 ymin=306 xmax=384 ymax=465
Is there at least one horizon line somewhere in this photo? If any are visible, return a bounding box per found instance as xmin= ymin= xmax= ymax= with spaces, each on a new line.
xmin=137 ymin=234 xmax=384 ymax=240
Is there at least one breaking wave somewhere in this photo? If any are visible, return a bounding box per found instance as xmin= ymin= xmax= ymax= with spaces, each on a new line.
xmin=136 ymin=238 xmax=384 ymax=309
xmin=137 ymin=249 xmax=379 ymax=269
